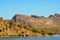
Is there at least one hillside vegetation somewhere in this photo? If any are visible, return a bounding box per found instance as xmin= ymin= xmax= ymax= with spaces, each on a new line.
xmin=0 ymin=14 xmax=60 ymax=37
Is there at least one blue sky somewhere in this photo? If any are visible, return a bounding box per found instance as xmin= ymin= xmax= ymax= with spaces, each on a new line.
xmin=0 ymin=0 xmax=60 ymax=19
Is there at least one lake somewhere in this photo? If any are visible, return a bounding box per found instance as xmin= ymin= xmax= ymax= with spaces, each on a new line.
xmin=0 ymin=35 xmax=60 ymax=40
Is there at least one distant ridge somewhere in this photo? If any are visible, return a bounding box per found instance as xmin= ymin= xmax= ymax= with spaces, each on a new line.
xmin=12 ymin=13 xmax=60 ymax=28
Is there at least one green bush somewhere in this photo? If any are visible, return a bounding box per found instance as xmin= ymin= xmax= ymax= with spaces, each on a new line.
xmin=31 ymin=27 xmax=39 ymax=32
xmin=39 ymin=29 xmax=46 ymax=34
xmin=22 ymin=24 xmax=30 ymax=29
xmin=46 ymin=30 xmax=56 ymax=35
xmin=38 ymin=29 xmax=56 ymax=35
xmin=18 ymin=33 xmax=23 ymax=37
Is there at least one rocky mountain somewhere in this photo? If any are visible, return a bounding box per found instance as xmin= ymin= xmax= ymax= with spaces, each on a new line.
xmin=49 ymin=14 xmax=60 ymax=26
xmin=0 ymin=13 xmax=60 ymax=37
xmin=12 ymin=13 xmax=60 ymax=29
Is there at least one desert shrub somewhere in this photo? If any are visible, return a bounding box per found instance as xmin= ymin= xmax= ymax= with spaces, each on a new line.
xmin=31 ymin=27 xmax=39 ymax=32
xmin=46 ymin=30 xmax=56 ymax=35
xmin=40 ymin=28 xmax=56 ymax=35
xmin=10 ymin=20 xmax=15 ymax=25
xmin=18 ymin=33 xmax=22 ymax=37
xmin=38 ymin=28 xmax=56 ymax=35
xmin=39 ymin=29 xmax=46 ymax=34
xmin=0 ymin=29 xmax=2 ymax=32
xmin=22 ymin=24 xmax=30 ymax=29
xmin=0 ymin=17 xmax=3 ymax=21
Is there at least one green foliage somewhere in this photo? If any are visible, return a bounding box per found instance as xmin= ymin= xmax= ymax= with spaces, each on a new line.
xmin=23 ymin=26 xmax=29 ymax=29
xmin=31 ymin=26 xmax=56 ymax=35
xmin=39 ymin=29 xmax=46 ymax=34
xmin=46 ymin=30 xmax=56 ymax=35
xmin=22 ymin=24 xmax=30 ymax=29
xmin=18 ymin=33 xmax=22 ymax=37
xmin=38 ymin=28 xmax=56 ymax=35
xmin=31 ymin=27 xmax=39 ymax=32
xmin=10 ymin=20 xmax=15 ymax=25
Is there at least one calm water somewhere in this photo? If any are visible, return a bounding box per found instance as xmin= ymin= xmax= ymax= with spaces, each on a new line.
xmin=0 ymin=35 xmax=60 ymax=40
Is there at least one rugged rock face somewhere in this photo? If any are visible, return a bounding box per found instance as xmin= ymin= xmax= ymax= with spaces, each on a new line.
xmin=49 ymin=14 xmax=60 ymax=26
xmin=12 ymin=14 xmax=60 ymax=29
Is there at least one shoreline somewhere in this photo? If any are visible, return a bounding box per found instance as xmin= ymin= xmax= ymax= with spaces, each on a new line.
xmin=0 ymin=34 xmax=59 ymax=38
